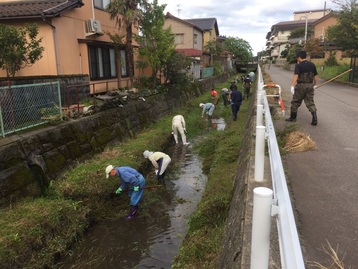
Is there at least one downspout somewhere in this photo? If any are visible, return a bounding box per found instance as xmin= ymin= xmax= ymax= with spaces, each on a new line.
xmin=42 ymin=14 xmax=61 ymax=75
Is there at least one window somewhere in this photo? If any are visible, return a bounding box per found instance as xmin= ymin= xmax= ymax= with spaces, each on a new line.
xmin=175 ymin=34 xmax=184 ymax=45
xmin=88 ymin=45 xmax=118 ymax=80
xmin=194 ymin=34 xmax=198 ymax=45
xmin=93 ymin=0 xmax=110 ymax=9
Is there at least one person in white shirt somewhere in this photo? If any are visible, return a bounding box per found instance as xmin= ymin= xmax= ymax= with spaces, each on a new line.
xmin=172 ymin=115 xmax=189 ymax=145
xmin=143 ymin=150 xmax=171 ymax=183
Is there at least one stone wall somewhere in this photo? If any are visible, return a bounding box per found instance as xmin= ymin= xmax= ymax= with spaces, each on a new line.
xmin=0 ymin=73 xmax=232 ymax=207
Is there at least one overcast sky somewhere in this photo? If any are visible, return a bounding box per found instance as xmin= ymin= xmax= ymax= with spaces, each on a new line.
xmin=156 ymin=0 xmax=339 ymax=55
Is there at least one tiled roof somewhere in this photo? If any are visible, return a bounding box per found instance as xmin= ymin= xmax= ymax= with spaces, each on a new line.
xmin=176 ymin=48 xmax=202 ymax=57
xmin=185 ymin=18 xmax=219 ymax=35
xmin=165 ymin=12 xmax=203 ymax=32
xmin=0 ymin=0 xmax=84 ymax=20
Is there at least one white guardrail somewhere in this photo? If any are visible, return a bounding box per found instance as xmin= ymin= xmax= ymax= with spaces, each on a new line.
xmin=250 ymin=65 xmax=305 ymax=269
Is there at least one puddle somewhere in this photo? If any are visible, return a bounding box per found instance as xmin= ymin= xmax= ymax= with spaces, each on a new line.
xmin=211 ymin=118 xmax=226 ymax=131
xmin=57 ymin=143 xmax=207 ymax=269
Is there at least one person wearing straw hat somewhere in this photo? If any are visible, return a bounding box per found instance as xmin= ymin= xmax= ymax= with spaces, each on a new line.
xmin=105 ymin=165 xmax=146 ymax=220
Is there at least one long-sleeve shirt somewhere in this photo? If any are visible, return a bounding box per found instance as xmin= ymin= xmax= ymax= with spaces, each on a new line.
xmin=202 ymin=103 xmax=214 ymax=117
xmin=172 ymin=115 xmax=186 ymax=130
xmin=115 ymin=166 xmax=144 ymax=189
xmin=231 ymin=89 xmax=242 ymax=105
xmin=148 ymin=152 xmax=170 ymax=169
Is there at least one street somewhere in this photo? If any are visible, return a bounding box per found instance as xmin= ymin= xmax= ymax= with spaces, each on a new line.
xmin=266 ymin=64 xmax=358 ymax=268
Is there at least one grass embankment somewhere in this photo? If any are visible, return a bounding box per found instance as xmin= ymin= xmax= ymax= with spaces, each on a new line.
xmin=0 ymin=74 xmax=252 ymax=268
xmin=317 ymin=63 xmax=352 ymax=82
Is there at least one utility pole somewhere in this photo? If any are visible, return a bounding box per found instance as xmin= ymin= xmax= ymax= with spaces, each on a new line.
xmin=177 ymin=4 xmax=181 ymax=17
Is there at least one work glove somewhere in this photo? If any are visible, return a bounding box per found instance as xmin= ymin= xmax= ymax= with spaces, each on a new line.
xmin=134 ymin=186 xmax=139 ymax=192
xmin=115 ymin=187 xmax=122 ymax=194
xmin=183 ymin=128 xmax=187 ymax=134
xmin=313 ymin=85 xmax=318 ymax=90
xmin=155 ymin=169 xmax=159 ymax=175
xmin=290 ymin=86 xmax=295 ymax=95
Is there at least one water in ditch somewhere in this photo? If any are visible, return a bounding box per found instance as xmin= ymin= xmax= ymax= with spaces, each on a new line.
xmin=57 ymin=146 xmax=205 ymax=268
xmin=57 ymin=118 xmax=225 ymax=269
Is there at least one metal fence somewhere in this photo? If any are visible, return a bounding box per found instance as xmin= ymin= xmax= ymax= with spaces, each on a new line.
xmin=251 ymin=65 xmax=305 ymax=268
xmin=201 ymin=67 xmax=214 ymax=78
xmin=0 ymin=81 xmax=61 ymax=138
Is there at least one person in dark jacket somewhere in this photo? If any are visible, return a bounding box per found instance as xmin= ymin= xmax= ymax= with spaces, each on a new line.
xmin=243 ymin=75 xmax=251 ymax=100
xmin=230 ymin=87 xmax=243 ymax=121
xmin=286 ymin=50 xmax=319 ymax=125
xmin=105 ymin=165 xmax=146 ymax=220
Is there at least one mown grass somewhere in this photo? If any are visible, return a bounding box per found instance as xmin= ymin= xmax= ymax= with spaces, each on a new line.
xmin=0 ymin=74 xmax=251 ymax=268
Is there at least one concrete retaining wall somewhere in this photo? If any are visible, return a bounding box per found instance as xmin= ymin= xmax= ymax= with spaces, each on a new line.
xmin=0 ymin=73 xmax=231 ymax=207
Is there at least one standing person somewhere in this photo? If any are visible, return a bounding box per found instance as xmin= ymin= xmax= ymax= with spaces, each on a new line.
xmin=249 ymin=71 xmax=255 ymax=82
xmin=105 ymin=165 xmax=146 ymax=220
xmin=230 ymin=85 xmax=243 ymax=121
xmin=172 ymin=115 xmax=189 ymax=145
xmin=286 ymin=50 xmax=318 ymax=125
xmin=243 ymin=75 xmax=251 ymax=100
xmin=230 ymin=81 xmax=237 ymax=91
xmin=221 ymin=88 xmax=230 ymax=107
xmin=211 ymin=88 xmax=219 ymax=105
xmin=199 ymin=102 xmax=215 ymax=119
xmin=143 ymin=150 xmax=171 ymax=184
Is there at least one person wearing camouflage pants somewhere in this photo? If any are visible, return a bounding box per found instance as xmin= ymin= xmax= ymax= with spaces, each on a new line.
xmin=286 ymin=50 xmax=318 ymax=125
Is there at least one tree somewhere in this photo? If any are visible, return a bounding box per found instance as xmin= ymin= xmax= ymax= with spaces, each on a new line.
xmin=0 ymin=23 xmax=44 ymax=77
xmin=134 ymin=0 xmax=175 ymax=88
xmin=326 ymin=0 xmax=358 ymax=55
xmin=223 ymin=37 xmax=253 ymax=67
xmin=288 ymin=26 xmax=314 ymax=40
xmin=304 ymin=38 xmax=325 ymax=58
xmin=286 ymin=44 xmax=302 ymax=63
xmin=163 ymin=52 xmax=191 ymax=85
xmin=204 ymin=40 xmax=223 ymax=65
xmin=107 ymin=31 xmax=126 ymax=86
xmin=106 ymin=0 xmax=148 ymax=86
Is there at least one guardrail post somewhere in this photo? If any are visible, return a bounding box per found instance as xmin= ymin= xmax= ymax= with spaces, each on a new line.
xmin=254 ymin=125 xmax=265 ymax=181
xmin=257 ymin=92 xmax=263 ymax=106
xmin=256 ymin=104 xmax=263 ymax=126
xmin=251 ymin=187 xmax=273 ymax=269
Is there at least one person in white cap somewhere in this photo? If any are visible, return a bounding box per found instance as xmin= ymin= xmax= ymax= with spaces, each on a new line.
xmin=172 ymin=115 xmax=189 ymax=145
xmin=143 ymin=150 xmax=171 ymax=184
xmin=199 ymin=102 xmax=215 ymax=118
xmin=105 ymin=165 xmax=146 ymax=220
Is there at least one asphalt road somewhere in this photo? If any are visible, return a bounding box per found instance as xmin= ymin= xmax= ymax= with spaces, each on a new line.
xmin=265 ymin=65 xmax=358 ymax=268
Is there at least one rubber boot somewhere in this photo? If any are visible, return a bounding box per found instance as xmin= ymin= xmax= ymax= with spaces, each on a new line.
xmin=173 ymin=134 xmax=178 ymax=144
xmin=182 ymin=135 xmax=190 ymax=146
xmin=285 ymin=112 xmax=297 ymax=122
xmin=311 ymin=111 xmax=318 ymax=125
xmin=125 ymin=205 xmax=137 ymax=220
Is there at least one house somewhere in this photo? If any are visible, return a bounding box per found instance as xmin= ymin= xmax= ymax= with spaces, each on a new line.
xmin=311 ymin=12 xmax=345 ymax=60
xmin=266 ymin=19 xmax=316 ymax=61
xmin=266 ymin=9 xmax=332 ymax=63
xmin=164 ymin=12 xmax=204 ymax=80
xmin=185 ymin=17 xmax=219 ymax=66
xmin=0 ymin=0 xmax=139 ymax=93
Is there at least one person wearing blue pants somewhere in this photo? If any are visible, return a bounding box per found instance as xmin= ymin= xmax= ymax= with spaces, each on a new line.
xmin=230 ymin=86 xmax=243 ymax=121
xmin=105 ymin=165 xmax=146 ymax=220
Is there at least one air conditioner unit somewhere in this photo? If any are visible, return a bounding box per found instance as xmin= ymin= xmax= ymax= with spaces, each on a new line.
xmin=86 ymin=19 xmax=103 ymax=35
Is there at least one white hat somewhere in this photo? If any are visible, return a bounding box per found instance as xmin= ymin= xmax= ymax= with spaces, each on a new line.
xmin=199 ymin=103 xmax=204 ymax=107
xmin=143 ymin=150 xmax=153 ymax=158
xmin=105 ymin=165 xmax=114 ymax=178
